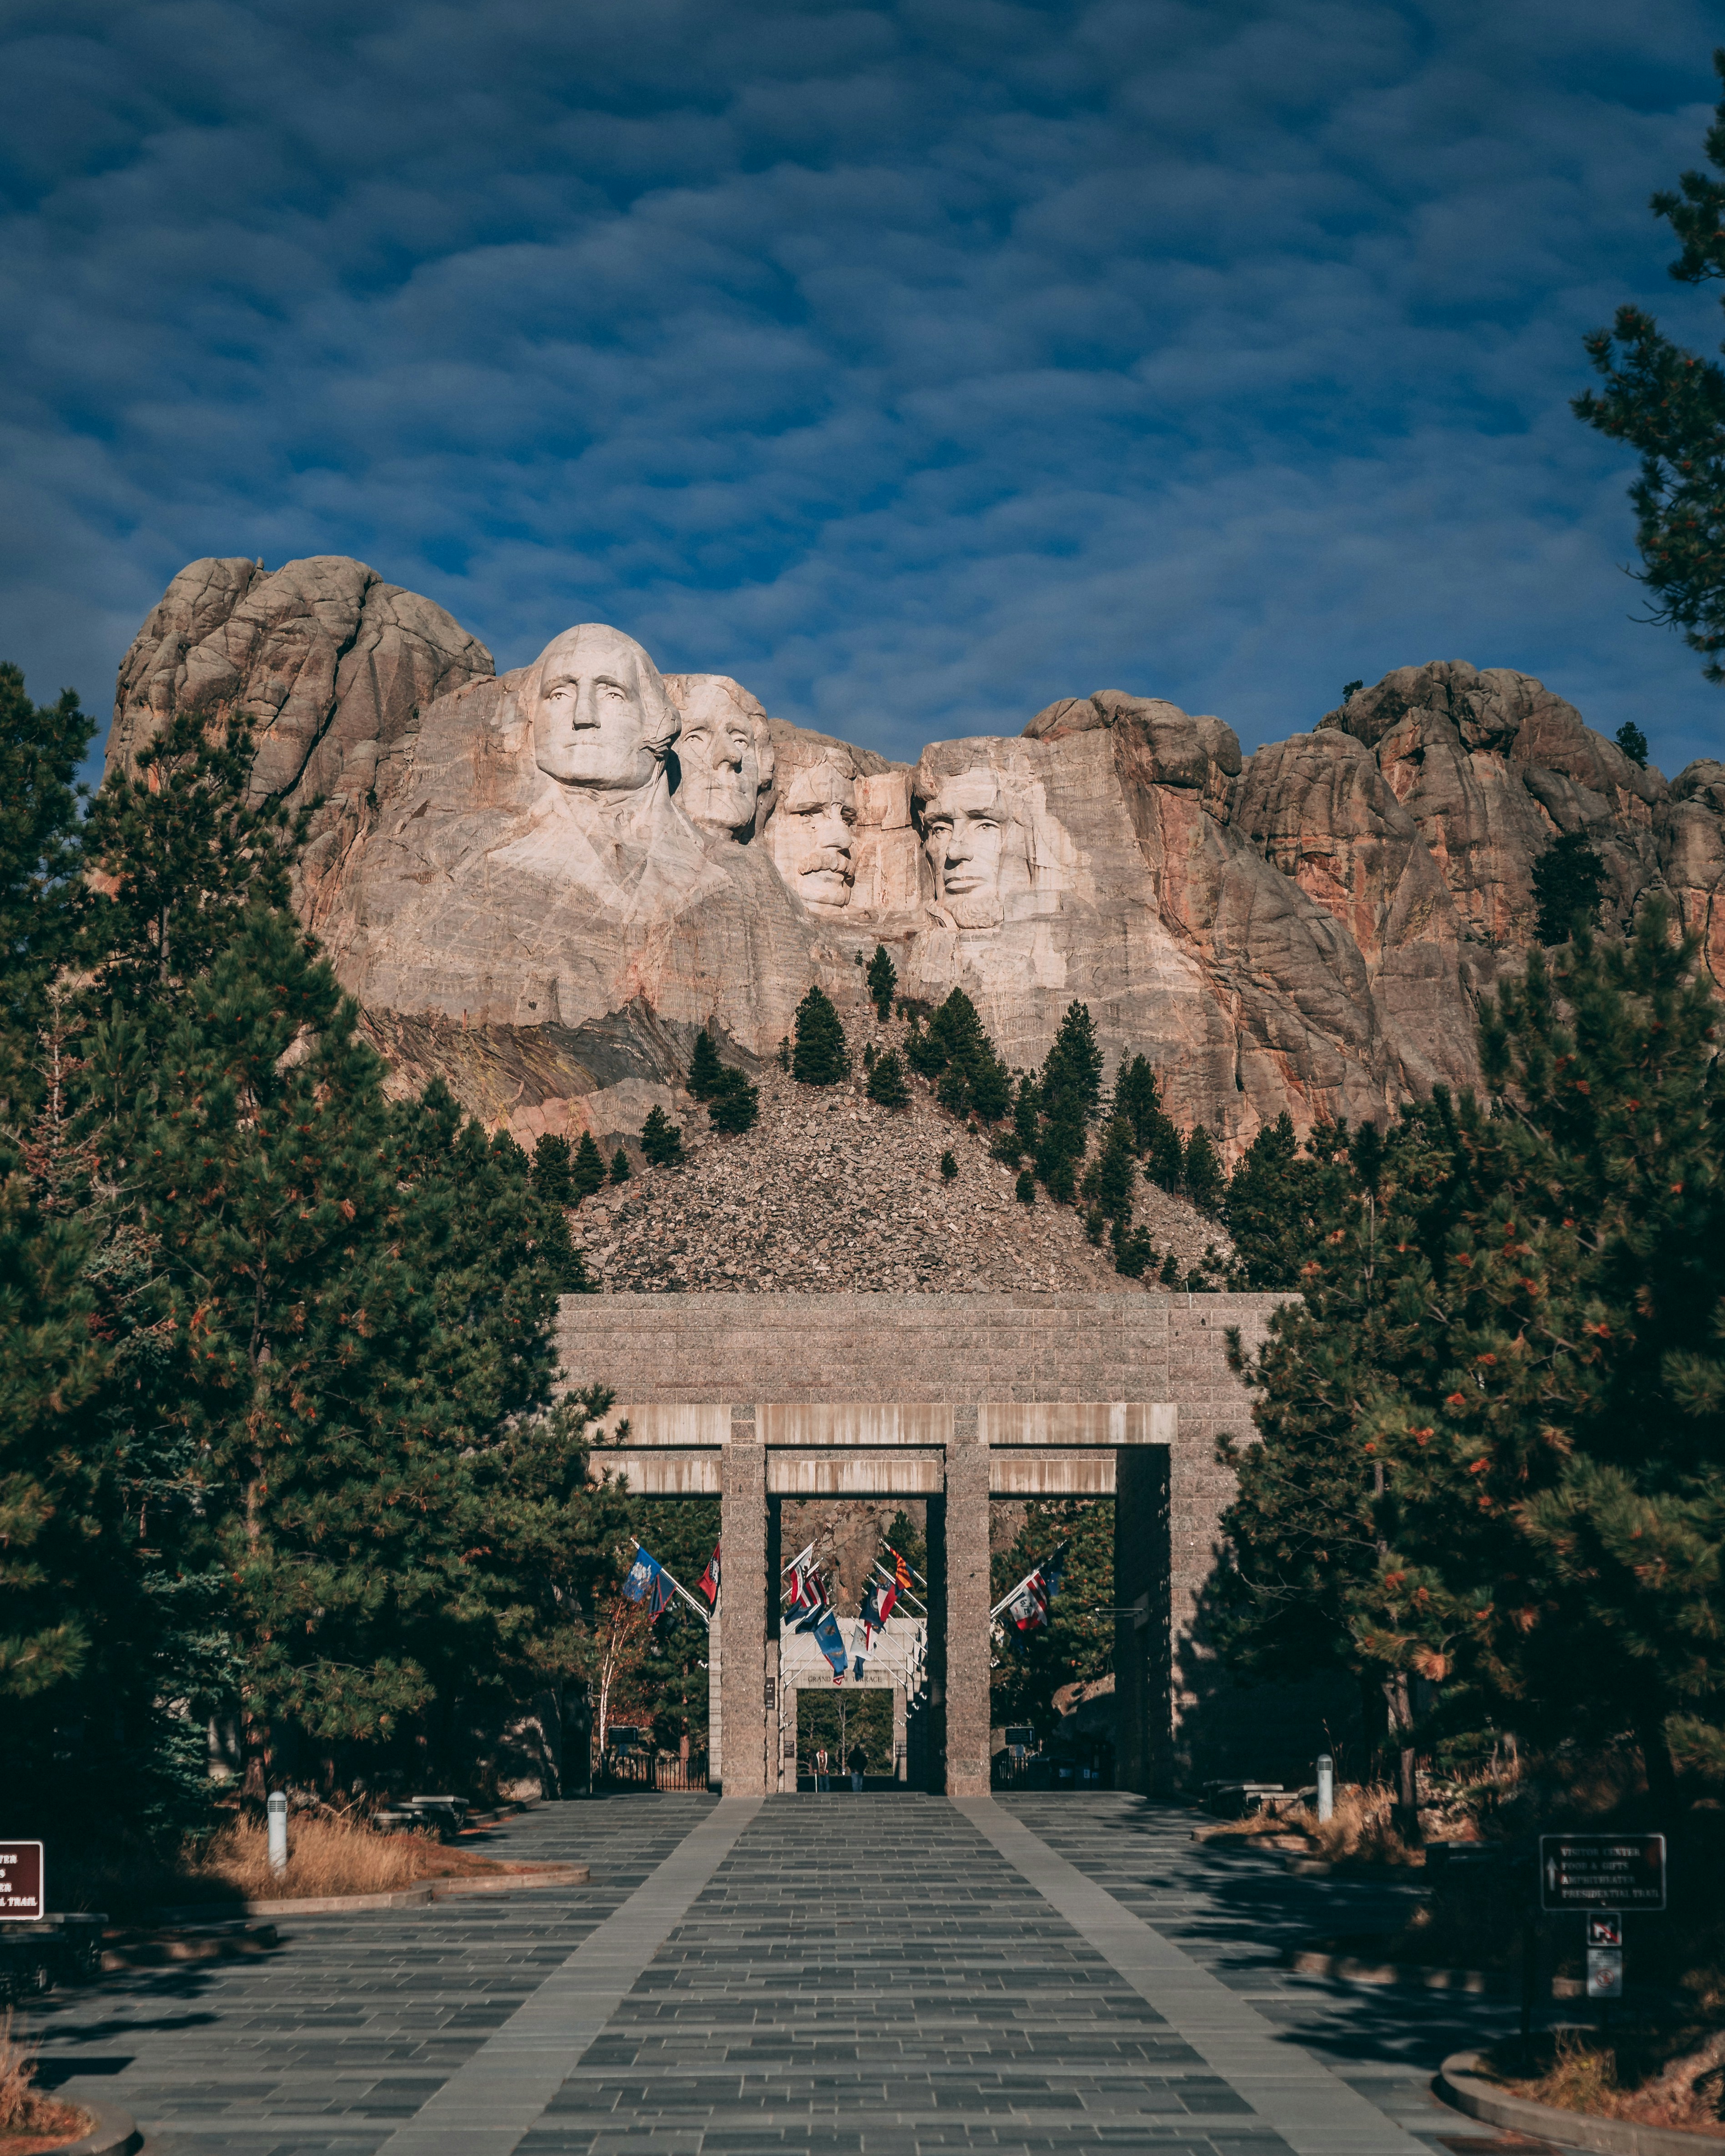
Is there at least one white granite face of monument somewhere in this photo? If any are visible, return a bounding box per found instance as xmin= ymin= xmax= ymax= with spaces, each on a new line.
xmin=529 ymin=623 xmax=681 ymax=797
xmin=768 ymin=759 xmax=857 ymax=911
xmin=666 ymin=674 xmax=774 ymax=841
xmin=919 ymin=769 xmax=1037 ymax=929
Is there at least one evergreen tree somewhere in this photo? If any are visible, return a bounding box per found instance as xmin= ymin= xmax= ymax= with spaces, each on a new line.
xmin=640 ymin=1106 xmax=684 ymax=1167
xmin=570 ymin=1129 xmax=607 ymax=1201
xmin=610 ymin=1146 xmax=632 ymax=1184
xmin=0 ymin=667 xmax=92 ymax=1113
xmin=908 ymin=990 xmax=1013 ymax=1122
xmin=1015 ymin=1169 xmax=1036 ymax=1203
xmin=1113 ymin=1054 xmax=1175 ymax=1158
xmin=1111 ymin=1218 xmax=1157 ymax=1278
xmin=989 ymin=1498 xmax=1113 ymax=1734
xmin=866 ymin=944 xmax=897 ymax=1023
xmin=708 ymin=1065 xmax=759 ymax=1133
xmin=792 ymin=984 xmax=848 ymax=1085
xmin=1182 ymin=1126 xmax=1226 ymax=1214
xmin=866 ymin=1048 xmax=910 ymax=1108
xmin=1081 ymin=1116 xmax=1138 ymax=1224
xmin=1533 ymin=830 xmax=1609 ymax=945
xmin=1041 ymin=1001 xmax=1103 ymax=1121
xmin=688 ymin=1030 xmax=724 ymax=1102
xmin=1222 ymin=1114 xmax=1357 ymax=1288
xmin=1145 ymin=1117 xmax=1185 ymax=1194
xmin=532 ymin=1132 xmax=575 ymax=1206
xmin=1012 ymin=1074 xmax=1041 ymax=1156
xmin=1615 ymin=720 xmax=1650 ymax=767
xmin=1574 ymin=53 xmax=1725 ymax=681
xmin=940 ymin=1149 xmax=958 ymax=1181
xmin=903 ymin=1015 xmax=943 ymax=1078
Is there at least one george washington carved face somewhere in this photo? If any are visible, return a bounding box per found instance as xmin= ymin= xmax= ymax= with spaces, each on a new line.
xmin=528 ymin=624 xmax=679 ymax=794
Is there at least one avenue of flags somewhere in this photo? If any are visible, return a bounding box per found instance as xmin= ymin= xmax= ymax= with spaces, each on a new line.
xmin=781 ymin=1540 xmax=928 ymax=1684
xmin=622 ymin=1539 xmax=721 ymax=1628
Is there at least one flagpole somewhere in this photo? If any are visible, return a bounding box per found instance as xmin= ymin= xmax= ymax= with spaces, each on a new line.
xmin=631 ymin=1541 xmax=711 ymax=1629
xmin=989 ymin=1557 xmax=1049 ymax=1625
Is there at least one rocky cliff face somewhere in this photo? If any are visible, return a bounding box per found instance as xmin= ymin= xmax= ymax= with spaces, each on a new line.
xmin=106 ymin=560 xmax=1725 ymax=1151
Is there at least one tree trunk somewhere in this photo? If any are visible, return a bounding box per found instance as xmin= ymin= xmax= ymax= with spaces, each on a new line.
xmin=1636 ymin=1701 xmax=1678 ymax=1810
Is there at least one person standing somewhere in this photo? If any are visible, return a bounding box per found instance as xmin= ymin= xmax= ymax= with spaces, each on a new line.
xmin=815 ymin=1746 xmax=830 ymax=1792
xmin=848 ymin=1743 xmax=866 ymax=1792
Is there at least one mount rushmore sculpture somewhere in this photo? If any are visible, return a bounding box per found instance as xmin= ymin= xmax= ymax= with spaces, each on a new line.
xmin=106 ymin=554 xmax=1725 ymax=1149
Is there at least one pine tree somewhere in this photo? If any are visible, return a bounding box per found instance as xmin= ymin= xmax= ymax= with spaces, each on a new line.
xmin=1082 ymin=1116 xmax=1137 ymax=1224
xmin=1016 ymin=1169 xmax=1036 ymax=1205
xmin=1574 ymin=54 xmax=1725 ymax=682
xmin=0 ymin=667 xmax=92 ymax=1114
xmin=989 ymin=1498 xmax=1113 ymax=1734
xmin=1182 ymin=1126 xmax=1225 ymax=1214
xmin=1615 ymin=721 xmax=1650 ymax=767
xmin=940 ymin=1150 xmax=958 ymax=1181
xmin=1221 ymin=1113 xmax=1356 ymax=1287
xmin=792 ymin=984 xmax=848 ymax=1085
xmin=640 ymin=1106 xmax=684 ymax=1167
xmin=1111 ymin=1219 xmax=1157 ymax=1278
xmin=1145 ymin=1118 xmax=1185 ymax=1194
xmin=532 ymin=1132 xmax=575 ymax=1205
xmin=866 ymin=945 xmax=897 ymax=1023
xmin=1113 ymin=1055 xmax=1170 ymax=1156
xmin=708 ymin=1065 xmax=759 ymax=1133
xmin=688 ymin=1030 xmax=724 ymax=1101
xmin=1532 ymin=830 xmax=1609 ymax=945
xmin=866 ymin=1048 xmax=910 ymax=1108
xmin=1041 ymin=1002 xmax=1103 ymax=1121
xmin=610 ymin=1146 xmax=632 ymax=1184
xmin=571 ymin=1129 xmax=607 ymax=1201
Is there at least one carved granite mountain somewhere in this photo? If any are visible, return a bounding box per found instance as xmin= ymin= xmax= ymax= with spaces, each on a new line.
xmin=106 ymin=561 xmax=1725 ymax=1151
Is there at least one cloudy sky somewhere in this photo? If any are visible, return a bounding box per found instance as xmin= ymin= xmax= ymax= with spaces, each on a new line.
xmin=4 ymin=0 xmax=1724 ymax=776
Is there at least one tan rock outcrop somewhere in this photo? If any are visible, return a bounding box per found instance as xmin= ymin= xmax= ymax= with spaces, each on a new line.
xmin=107 ymin=566 xmax=1725 ymax=1153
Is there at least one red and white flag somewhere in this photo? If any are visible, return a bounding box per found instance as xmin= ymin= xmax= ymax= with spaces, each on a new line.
xmin=698 ymin=1540 xmax=721 ymax=1608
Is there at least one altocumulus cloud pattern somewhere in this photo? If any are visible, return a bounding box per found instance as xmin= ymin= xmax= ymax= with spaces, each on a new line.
xmin=3 ymin=0 xmax=1724 ymax=773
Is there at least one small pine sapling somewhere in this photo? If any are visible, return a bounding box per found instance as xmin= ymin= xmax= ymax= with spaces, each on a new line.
xmin=531 ymin=1131 xmax=575 ymax=1206
xmin=777 ymin=1036 xmax=790 ymax=1070
xmin=866 ymin=943 xmax=897 ymax=1022
xmin=640 ymin=1106 xmax=684 ymax=1167
xmin=863 ymin=1040 xmax=876 ymax=1070
xmin=571 ymin=1129 xmax=607 ymax=1201
xmin=1015 ymin=1169 xmax=1036 ymax=1205
xmin=1614 ymin=720 xmax=1650 ymax=767
xmin=610 ymin=1146 xmax=632 ymax=1183
xmin=708 ymin=1065 xmax=759 ymax=1133
xmin=688 ymin=1029 xmax=724 ymax=1101
xmin=866 ymin=1048 xmax=910 ymax=1108
xmin=1083 ymin=1203 xmax=1106 ymax=1244
xmin=1158 ymin=1250 xmax=1181 ymax=1285
xmin=939 ymin=1149 xmax=958 ymax=1181
xmin=1111 ymin=1221 xmax=1157 ymax=1278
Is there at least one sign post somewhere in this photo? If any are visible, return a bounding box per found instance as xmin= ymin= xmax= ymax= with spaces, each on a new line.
xmin=1540 ymin=1838 xmax=1664 ymax=2036
xmin=0 ymin=1842 xmax=45 ymax=1921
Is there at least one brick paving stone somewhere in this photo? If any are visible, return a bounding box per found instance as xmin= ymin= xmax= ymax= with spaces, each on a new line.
xmin=20 ymin=1796 xmax=1546 ymax=2156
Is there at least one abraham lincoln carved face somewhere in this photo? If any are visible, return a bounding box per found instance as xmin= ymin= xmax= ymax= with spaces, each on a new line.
xmin=920 ymin=769 xmax=1028 ymax=928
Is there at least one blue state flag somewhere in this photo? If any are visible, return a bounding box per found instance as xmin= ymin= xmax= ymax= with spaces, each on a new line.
xmin=623 ymin=1545 xmax=663 ymax=1605
xmin=812 ymin=1607 xmax=848 ymax=1677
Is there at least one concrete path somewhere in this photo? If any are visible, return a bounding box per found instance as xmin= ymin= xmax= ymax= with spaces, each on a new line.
xmin=23 ymin=1794 xmax=1538 ymax=2156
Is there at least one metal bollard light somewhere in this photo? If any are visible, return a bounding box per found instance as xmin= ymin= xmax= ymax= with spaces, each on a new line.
xmin=1316 ymin=1753 xmax=1335 ymax=1823
xmin=266 ymin=1790 xmax=289 ymax=1878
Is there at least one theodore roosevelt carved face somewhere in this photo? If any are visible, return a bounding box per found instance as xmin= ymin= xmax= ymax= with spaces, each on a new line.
xmin=529 ymin=625 xmax=679 ymax=794
xmin=769 ymin=760 xmax=857 ymax=910
xmin=920 ymin=769 xmax=1027 ymax=928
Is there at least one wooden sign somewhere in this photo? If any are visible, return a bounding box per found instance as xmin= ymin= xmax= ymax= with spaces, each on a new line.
xmin=0 ymin=1842 xmax=44 ymax=1921
xmin=1540 ymin=1834 xmax=1665 ymax=1911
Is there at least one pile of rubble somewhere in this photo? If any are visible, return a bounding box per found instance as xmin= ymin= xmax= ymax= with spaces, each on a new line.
xmin=570 ymin=1060 xmax=1226 ymax=1295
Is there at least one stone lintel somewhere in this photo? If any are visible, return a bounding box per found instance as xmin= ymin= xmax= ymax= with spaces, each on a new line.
xmin=587 ymin=1451 xmax=723 ymax=1496
xmin=981 ymin=1402 xmax=1175 ymax=1446
xmin=767 ymin=1451 xmax=945 ymax=1497
xmin=594 ymin=1403 xmax=732 ymax=1447
xmin=989 ymin=1450 xmax=1116 ymax=1496
xmin=757 ymin=1403 xmax=954 ymax=1448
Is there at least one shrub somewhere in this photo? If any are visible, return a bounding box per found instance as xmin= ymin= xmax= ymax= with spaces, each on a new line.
xmin=1158 ymin=1250 xmax=1180 ymax=1285
xmin=939 ymin=1150 xmax=958 ymax=1181
xmin=708 ymin=1065 xmax=759 ymax=1133
xmin=792 ymin=985 xmax=848 ymax=1084
xmin=866 ymin=1048 xmax=910 ymax=1108
xmin=640 ymin=1106 xmax=684 ymax=1166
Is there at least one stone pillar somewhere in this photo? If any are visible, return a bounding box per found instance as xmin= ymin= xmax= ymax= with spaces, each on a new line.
xmin=719 ymin=1407 xmax=769 ymax=1795
xmin=1115 ymin=1444 xmax=1171 ymax=1794
xmin=707 ymin=1611 xmax=721 ymax=1787
xmin=943 ymin=1408 xmax=992 ymax=1796
xmin=893 ymin=1686 xmax=907 ymax=1780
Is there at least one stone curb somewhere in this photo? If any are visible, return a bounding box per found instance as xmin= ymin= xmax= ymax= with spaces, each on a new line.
xmin=1437 ymin=2050 xmax=1725 ymax=2155
xmin=1286 ymin=1947 xmax=1505 ymax=1994
xmin=150 ymin=1862 xmax=588 ymax=1923
xmin=50 ymin=2097 xmax=142 ymax=2154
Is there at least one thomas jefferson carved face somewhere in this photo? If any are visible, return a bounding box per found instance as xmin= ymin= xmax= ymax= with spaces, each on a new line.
xmin=674 ymin=678 xmax=765 ymax=836
xmin=529 ymin=625 xmax=679 ymax=794
xmin=769 ymin=761 xmax=856 ymax=909
xmin=921 ymin=770 xmax=1024 ymax=927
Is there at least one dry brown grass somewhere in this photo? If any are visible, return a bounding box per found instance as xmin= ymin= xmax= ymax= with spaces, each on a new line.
xmin=0 ymin=2011 xmax=88 ymax=2151
xmin=1200 ymin=1782 xmax=1427 ymax=1867
xmin=178 ymin=1813 xmax=503 ymax=1900
xmin=1487 ymin=2028 xmax=1725 ymax=2136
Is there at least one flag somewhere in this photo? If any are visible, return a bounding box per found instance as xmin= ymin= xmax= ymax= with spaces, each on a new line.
xmin=887 ymin=1543 xmax=914 ymax=1593
xmin=794 ymin=1596 xmax=830 ymax=1635
xmin=1005 ymin=1543 xmax=1068 ymax=1638
xmin=860 ymin=1577 xmax=896 ymax=1645
xmin=698 ymin=1541 xmax=721 ymax=1607
xmin=812 ymin=1607 xmax=848 ymax=1677
xmin=785 ymin=1561 xmax=820 ymax=1612
xmin=650 ymin=1570 xmax=674 ymax=1619
xmin=623 ymin=1544 xmax=663 ymax=1605
xmin=853 ymin=1655 xmax=866 ymax=1683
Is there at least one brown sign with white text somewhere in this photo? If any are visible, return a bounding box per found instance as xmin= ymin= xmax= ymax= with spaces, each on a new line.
xmin=0 ymin=1842 xmax=44 ymax=1921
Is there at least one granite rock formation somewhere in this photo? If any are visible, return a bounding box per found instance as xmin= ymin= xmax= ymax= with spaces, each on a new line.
xmin=108 ymin=560 xmax=1725 ymax=1151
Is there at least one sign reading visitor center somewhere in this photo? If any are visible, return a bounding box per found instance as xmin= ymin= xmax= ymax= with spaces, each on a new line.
xmin=0 ymin=1842 xmax=44 ymax=1920
xmin=1540 ymin=1834 xmax=1665 ymax=1911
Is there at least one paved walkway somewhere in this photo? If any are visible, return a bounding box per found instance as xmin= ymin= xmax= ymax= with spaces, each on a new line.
xmin=22 ymin=1796 xmax=1539 ymax=2156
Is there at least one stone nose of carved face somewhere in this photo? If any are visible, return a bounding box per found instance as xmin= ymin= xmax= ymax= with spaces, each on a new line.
xmin=809 ymin=802 xmax=854 ymax=855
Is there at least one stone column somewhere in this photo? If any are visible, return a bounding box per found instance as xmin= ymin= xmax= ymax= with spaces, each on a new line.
xmin=943 ymin=1408 xmax=992 ymax=1796
xmin=1114 ymin=1444 xmax=1171 ymax=1794
xmin=719 ymin=1407 xmax=769 ymax=1795
xmin=707 ymin=1608 xmax=722 ymax=1788
xmin=893 ymin=1686 xmax=907 ymax=1780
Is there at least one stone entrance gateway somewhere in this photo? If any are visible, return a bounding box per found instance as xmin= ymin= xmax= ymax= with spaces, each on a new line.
xmin=558 ymin=1290 xmax=1292 ymax=1797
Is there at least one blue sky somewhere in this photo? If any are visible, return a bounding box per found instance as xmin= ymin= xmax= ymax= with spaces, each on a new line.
xmin=4 ymin=0 xmax=1725 ymax=777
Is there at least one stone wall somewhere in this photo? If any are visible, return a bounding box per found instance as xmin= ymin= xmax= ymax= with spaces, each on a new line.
xmin=560 ymin=1291 xmax=1347 ymax=1789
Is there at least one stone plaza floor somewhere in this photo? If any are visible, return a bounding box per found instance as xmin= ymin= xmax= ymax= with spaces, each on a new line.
xmin=20 ymin=1794 xmax=1559 ymax=2156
